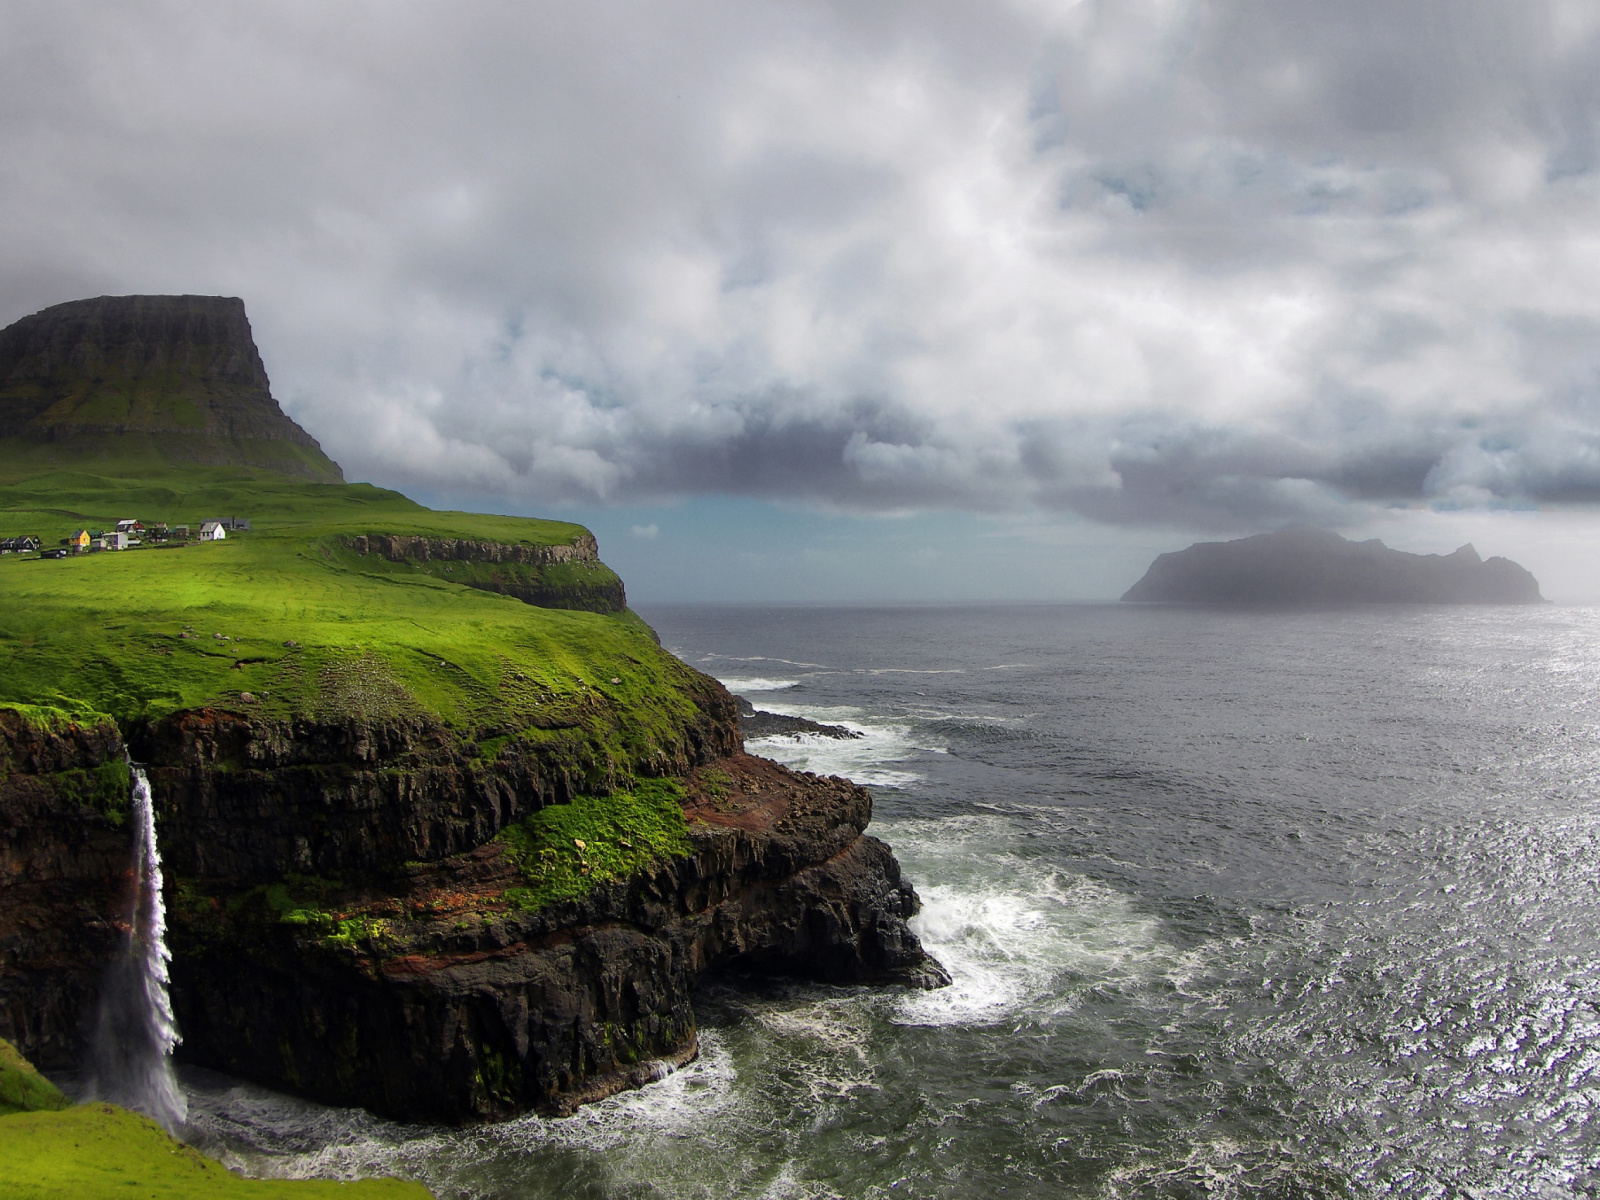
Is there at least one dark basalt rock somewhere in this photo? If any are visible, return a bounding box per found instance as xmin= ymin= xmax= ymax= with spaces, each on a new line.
xmin=169 ymin=755 xmax=946 ymax=1122
xmin=1 ymin=682 xmax=945 ymax=1120
xmin=1122 ymin=526 xmax=1545 ymax=606
xmin=0 ymin=295 xmax=343 ymax=481
xmin=0 ymin=712 xmax=132 ymax=1071
xmin=735 ymin=695 xmax=863 ymax=742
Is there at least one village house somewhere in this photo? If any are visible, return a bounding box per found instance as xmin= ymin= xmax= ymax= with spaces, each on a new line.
xmin=67 ymin=529 xmax=91 ymax=553
xmin=93 ymin=531 xmax=129 ymax=551
xmin=0 ymin=536 xmax=40 ymax=554
xmin=198 ymin=520 xmax=226 ymax=541
xmin=115 ymin=519 xmax=144 ymax=534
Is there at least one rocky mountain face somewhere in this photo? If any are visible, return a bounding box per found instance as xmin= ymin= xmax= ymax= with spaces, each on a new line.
xmin=0 ymin=295 xmax=342 ymax=482
xmin=0 ymin=689 xmax=946 ymax=1120
xmin=0 ymin=712 xmax=131 ymax=1071
xmin=1122 ymin=526 xmax=1545 ymax=605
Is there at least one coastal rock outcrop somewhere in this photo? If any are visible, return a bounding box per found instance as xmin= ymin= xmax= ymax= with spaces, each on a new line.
xmin=2 ymin=684 xmax=944 ymax=1122
xmin=169 ymin=754 xmax=943 ymax=1122
xmin=1122 ymin=526 xmax=1544 ymax=605
xmin=735 ymin=695 xmax=862 ymax=741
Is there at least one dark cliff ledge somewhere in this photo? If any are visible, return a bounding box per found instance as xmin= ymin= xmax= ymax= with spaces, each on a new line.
xmin=0 ymin=710 xmax=131 ymax=1071
xmin=1 ymin=697 xmax=946 ymax=1121
xmin=0 ymin=295 xmax=342 ymax=482
xmin=168 ymin=754 xmax=944 ymax=1122
xmin=342 ymin=533 xmax=626 ymax=614
xmin=1122 ymin=526 xmax=1545 ymax=606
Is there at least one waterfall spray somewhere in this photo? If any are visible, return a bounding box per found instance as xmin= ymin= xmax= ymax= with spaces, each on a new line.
xmin=86 ymin=764 xmax=186 ymax=1131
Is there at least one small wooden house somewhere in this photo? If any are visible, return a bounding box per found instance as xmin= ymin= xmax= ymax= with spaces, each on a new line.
xmin=69 ymin=529 xmax=91 ymax=552
xmin=199 ymin=521 xmax=226 ymax=542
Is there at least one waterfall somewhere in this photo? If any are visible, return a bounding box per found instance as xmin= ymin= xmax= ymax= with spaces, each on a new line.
xmin=86 ymin=764 xmax=187 ymax=1131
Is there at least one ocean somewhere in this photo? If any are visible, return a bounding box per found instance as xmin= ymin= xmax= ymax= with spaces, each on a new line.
xmin=180 ymin=603 xmax=1600 ymax=1199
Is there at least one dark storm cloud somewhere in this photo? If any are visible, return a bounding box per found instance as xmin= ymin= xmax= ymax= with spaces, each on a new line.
xmin=4 ymin=1 xmax=1600 ymax=534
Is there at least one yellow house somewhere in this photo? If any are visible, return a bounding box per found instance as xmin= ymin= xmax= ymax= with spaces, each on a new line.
xmin=70 ymin=529 xmax=90 ymax=550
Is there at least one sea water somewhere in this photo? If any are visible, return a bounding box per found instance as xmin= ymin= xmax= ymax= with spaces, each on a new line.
xmin=180 ymin=604 xmax=1600 ymax=1198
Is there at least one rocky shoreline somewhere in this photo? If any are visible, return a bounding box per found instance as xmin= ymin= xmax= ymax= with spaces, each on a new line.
xmin=0 ymin=694 xmax=946 ymax=1123
xmin=735 ymin=695 xmax=863 ymax=741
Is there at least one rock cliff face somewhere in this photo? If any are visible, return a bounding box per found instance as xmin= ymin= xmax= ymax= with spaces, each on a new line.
xmin=343 ymin=533 xmax=627 ymax=614
xmin=1 ymin=681 xmax=945 ymax=1121
xmin=0 ymin=712 xmax=132 ymax=1071
xmin=0 ymin=295 xmax=343 ymax=482
xmin=1122 ymin=526 xmax=1545 ymax=605
xmin=168 ymin=754 xmax=942 ymax=1122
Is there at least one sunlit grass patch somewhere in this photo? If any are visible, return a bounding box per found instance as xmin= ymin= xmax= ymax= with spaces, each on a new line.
xmin=499 ymin=779 xmax=692 ymax=910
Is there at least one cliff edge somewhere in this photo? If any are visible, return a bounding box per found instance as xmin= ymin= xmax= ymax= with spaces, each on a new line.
xmin=1122 ymin=526 xmax=1544 ymax=605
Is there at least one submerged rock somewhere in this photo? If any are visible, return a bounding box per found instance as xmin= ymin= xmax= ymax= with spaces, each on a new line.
xmin=735 ymin=695 xmax=863 ymax=741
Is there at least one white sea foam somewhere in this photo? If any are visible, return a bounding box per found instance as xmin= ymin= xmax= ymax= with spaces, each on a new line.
xmin=717 ymin=675 xmax=802 ymax=693
xmin=737 ymin=694 xmax=946 ymax=788
xmin=186 ymin=1032 xmax=745 ymax=1195
xmin=701 ymin=654 xmax=829 ymax=669
xmin=882 ymin=813 xmax=1181 ymax=1027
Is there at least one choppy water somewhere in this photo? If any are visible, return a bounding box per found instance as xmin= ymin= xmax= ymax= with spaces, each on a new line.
xmin=180 ymin=604 xmax=1600 ymax=1198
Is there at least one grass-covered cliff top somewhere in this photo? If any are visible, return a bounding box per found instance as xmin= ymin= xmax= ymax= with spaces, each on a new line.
xmin=0 ymin=465 xmax=700 ymax=747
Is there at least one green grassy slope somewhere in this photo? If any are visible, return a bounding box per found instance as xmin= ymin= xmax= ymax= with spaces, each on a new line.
xmin=0 ymin=468 xmax=695 ymax=758
xmin=0 ymin=1038 xmax=70 ymax=1116
xmin=0 ymin=1040 xmax=430 ymax=1197
xmin=0 ymin=1104 xmax=431 ymax=1198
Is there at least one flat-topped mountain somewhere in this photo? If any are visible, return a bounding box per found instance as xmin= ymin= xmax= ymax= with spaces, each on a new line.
xmin=1122 ymin=526 xmax=1544 ymax=605
xmin=0 ymin=295 xmax=341 ymax=482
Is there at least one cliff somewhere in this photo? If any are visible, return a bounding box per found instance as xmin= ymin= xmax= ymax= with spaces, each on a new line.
xmin=1122 ymin=526 xmax=1544 ymax=605
xmin=1 ymin=703 xmax=944 ymax=1122
xmin=0 ymin=294 xmax=945 ymax=1123
xmin=166 ymin=752 xmax=940 ymax=1121
xmin=0 ymin=710 xmax=131 ymax=1071
xmin=0 ymin=295 xmax=342 ymax=482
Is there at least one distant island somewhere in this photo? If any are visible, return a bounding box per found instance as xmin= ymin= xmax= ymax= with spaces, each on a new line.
xmin=1122 ymin=526 xmax=1544 ymax=605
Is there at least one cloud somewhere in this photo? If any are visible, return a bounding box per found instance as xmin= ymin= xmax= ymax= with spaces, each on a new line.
xmin=4 ymin=1 xmax=1600 ymax=533
xmin=631 ymin=523 xmax=660 ymax=539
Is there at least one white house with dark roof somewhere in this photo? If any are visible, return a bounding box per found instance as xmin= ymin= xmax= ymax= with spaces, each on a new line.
xmin=198 ymin=520 xmax=227 ymax=541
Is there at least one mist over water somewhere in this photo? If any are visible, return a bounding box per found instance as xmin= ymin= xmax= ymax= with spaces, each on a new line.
xmin=181 ymin=605 xmax=1600 ymax=1197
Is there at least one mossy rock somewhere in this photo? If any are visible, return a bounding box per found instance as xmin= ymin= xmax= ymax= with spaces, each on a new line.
xmin=0 ymin=1038 xmax=68 ymax=1115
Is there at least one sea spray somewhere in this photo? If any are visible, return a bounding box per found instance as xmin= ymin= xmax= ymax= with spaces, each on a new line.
xmin=86 ymin=764 xmax=186 ymax=1131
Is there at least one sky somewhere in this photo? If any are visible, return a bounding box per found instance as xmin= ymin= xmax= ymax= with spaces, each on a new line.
xmin=6 ymin=1 xmax=1600 ymax=601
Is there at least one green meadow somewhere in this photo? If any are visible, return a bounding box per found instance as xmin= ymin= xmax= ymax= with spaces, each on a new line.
xmin=0 ymin=1039 xmax=431 ymax=1197
xmin=0 ymin=466 xmax=702 ymax=764
xmin=0 ymin=1104 xmax=432 ymax=1199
